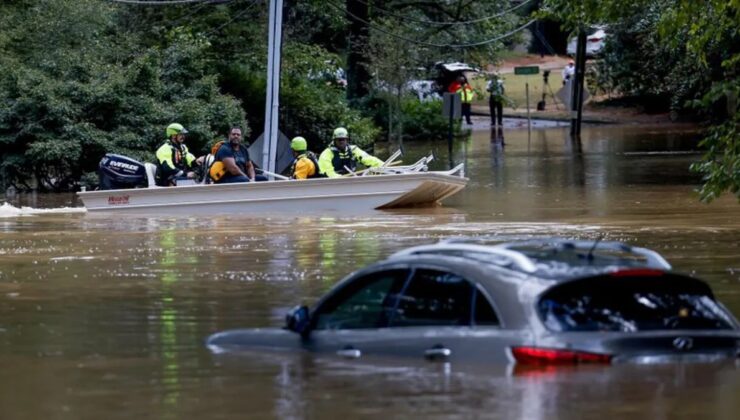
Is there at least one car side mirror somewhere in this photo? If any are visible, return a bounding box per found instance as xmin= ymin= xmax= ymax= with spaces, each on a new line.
xmin=285 ymin=305 xmax=311 ymax=335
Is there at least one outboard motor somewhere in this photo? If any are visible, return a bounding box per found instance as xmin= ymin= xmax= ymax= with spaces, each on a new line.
xmin=98 ymin=153 xmax=148 ymax=190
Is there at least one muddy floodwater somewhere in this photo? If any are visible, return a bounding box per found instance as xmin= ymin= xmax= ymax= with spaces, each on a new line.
xmin=1 ymin=124 xmax=738 ymax=419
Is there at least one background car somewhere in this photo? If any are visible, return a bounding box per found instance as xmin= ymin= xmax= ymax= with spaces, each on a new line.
xmin=433 ymin=62 xmax=480 ymax=93
xmin=567 ymin=26 xmax=609 ymax=57
xmin=207 ymin=238 xmax=739 ymax=366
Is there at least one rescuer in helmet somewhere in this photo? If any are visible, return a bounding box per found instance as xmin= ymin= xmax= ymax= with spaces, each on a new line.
xmin=155 ymin=123 xmax=200 ymax=186
xmin=288 ymin=136 xmax=320 ymax=180
xmin=317 ymin=127 xmax=383 ymax=178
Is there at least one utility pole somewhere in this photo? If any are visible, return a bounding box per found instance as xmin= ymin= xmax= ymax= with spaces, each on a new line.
xmin=262 ymin=0 xmax=284 ymax=174
xmin=570 ymin=29 xmax=587 ymax=136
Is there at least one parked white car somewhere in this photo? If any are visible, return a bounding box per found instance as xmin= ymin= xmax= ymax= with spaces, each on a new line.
xmin=567 ymin=27 xmax=608 ymax=57
xmin=406 ymin=79 xmax=441 ymax=101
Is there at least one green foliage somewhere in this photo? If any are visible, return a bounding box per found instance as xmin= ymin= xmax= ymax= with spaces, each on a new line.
xmin=280 ymin=75 xmax=379 ymax=151
xmin=690 ymin=115 xmax=740 ymax=201
xmin=0 ymin=0 xmax=245 ymax=191
xmin=593 ymin=4 xmax=706 ymax=113
xmin=399 ymin=100 xmax=453 ymax=141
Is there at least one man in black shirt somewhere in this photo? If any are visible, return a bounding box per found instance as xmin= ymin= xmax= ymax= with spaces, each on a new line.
xmin=213 ymin=127 xmax=256 ymax=183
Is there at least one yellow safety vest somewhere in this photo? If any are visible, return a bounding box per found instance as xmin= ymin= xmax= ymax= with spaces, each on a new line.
xmin=456 ymin=85 xmax=474 ymax=103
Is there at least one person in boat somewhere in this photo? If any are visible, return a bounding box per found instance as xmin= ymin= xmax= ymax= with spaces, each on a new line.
xmin=317 ymin=127 xmax=383 ymax=178
xmin=288 ymin=136 xmax=320 ymax=180
xmin=155 ymin=123 xmax=200 ymax=186
xmin=209 ymin=126 xmax=256 ymax=183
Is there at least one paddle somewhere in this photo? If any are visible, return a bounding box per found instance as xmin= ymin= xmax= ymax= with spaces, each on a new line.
xmin=256 ymin=168 xmax=290 ymax=180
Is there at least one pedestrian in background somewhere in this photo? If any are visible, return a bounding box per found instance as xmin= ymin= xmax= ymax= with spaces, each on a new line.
xmin=487 ymin=75 xmax=505 ymax=127
xmin=562 ymin=61 xmax=575 ymax=85
xmin=456 ymin=76 xmax=474 ymax=125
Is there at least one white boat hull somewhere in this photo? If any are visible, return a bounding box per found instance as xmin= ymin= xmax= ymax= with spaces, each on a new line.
xmin=77 ymin=172 xmax=467 ymax=215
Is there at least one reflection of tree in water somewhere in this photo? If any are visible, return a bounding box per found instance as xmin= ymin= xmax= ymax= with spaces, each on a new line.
xmin=153 ymin=227 xmax=198 ymax=417
xmin=315 ymin=218 xmax=383 ymax=291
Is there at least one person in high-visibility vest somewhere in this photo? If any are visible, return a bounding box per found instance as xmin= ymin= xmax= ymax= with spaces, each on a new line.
xmin=318 ymin=127 xmax=383 ymax=178
xmin=155 ymin=123 xmax=200 ymax=186
xmin=455 ymin=76 xmax=474 ymax=125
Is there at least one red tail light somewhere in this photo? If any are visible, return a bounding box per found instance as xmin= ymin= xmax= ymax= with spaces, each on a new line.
xmin=610 ymin=269 xmax=664 ymax=277
xmin=588 ymin=37 xmax=603 ymax=42
xmin=511 ymin=346 xmax=612 ymax=365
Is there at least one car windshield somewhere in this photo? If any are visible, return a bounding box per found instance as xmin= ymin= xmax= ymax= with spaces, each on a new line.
xmin=537 ymin=274 xmax=735 ymax=332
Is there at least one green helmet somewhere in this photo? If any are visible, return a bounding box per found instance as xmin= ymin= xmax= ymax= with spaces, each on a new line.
xmin=166 ymin=123 xmax=188 ymax=137
xmin=332 ymin=127 xmax=349 ymax=139
xmin=291 ymin=136 xmax=308 ymax=151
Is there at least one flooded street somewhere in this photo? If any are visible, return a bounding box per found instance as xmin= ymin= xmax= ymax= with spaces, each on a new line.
xmin=1 ymin=124 xmax=738 ymax=419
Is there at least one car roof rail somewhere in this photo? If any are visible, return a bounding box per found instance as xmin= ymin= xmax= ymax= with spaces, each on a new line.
xmin=496 ymin=238 xmax=672 ymax=270
xmin=390 ymin=243 xmax=539 ymax=273
xmin=390 ymin=237 xmax=672 ymax=274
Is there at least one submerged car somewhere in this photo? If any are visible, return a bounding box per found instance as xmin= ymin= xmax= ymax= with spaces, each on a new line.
xmin=207 ymin=239 xmax=739 ymax=365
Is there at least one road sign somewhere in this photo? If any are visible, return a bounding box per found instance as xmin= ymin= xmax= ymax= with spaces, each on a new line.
xmin=556 ymin=79 xmax=591 ymax=109
xmin=514 ymin=66 xmax=540 ymax=75
xmin=442 ymin=92 xmax=461 ymax=119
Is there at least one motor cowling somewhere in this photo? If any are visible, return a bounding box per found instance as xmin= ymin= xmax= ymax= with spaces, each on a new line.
xmin=98 ymin=153 xmax=148 ymax=190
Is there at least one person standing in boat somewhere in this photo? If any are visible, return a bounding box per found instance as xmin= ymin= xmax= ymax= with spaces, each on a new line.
xmin=209 ymin=126 xmax=256 ymax=183
xmin=288 ymin=136 xmax=320 ymax=180
xmin=317 ymin=127 xmax=383 ymax=178
xmin=155 ymin=123 xmax=200 ymax=186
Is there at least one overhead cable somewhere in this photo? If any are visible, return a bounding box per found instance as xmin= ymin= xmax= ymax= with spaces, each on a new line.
xmin=107 ymin=0 xmax=230 ymax=5
xmin=166 ymin=0 xmax=233 ymax=27
xmin=203 ymin=0 xmax=263 ymax=36
xmin=327 ymin=1 xmax=535 ymax=48
xmin=354 ymin=0 xmax=533 ymax=26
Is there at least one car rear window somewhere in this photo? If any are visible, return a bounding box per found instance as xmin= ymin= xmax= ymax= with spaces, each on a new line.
xmin=537 ymin=274 xmax=735 ymax=332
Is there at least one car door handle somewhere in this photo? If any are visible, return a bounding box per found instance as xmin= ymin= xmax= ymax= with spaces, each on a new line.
xmin=336 ymin=346 xmax=361 ymax=359
xmin=424 ymin=346 xmax=451 ymax=360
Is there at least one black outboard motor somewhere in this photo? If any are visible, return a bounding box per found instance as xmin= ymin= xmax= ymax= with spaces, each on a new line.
xmin=98 ymin=153 xmax=148 ymax=190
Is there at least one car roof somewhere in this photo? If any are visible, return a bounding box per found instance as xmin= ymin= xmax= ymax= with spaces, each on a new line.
xmin=436 ymin=62 xmax=479 ymax=73
xmin=387 ymin=238 xmax=672 ymax=282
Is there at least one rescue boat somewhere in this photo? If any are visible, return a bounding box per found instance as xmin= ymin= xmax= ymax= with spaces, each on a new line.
xmin=77 ymin=152 xmax=467 ymax=215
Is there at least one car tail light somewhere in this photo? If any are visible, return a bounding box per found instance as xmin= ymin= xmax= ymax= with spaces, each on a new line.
xmin=588 ymin=37 xmax=603 ymax=42
xmin=610 ymin=269 xmax=664 ymax=277
xmin=511 ymin=346 xmax=613 ymax=365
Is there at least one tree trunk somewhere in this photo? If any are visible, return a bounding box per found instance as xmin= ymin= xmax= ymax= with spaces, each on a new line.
xmin=346 ymin=0 xmax=370 ymax=104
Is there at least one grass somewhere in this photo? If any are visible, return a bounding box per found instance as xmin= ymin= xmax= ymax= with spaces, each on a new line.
xmin=469 ymin=71 xmax=566 ymax=109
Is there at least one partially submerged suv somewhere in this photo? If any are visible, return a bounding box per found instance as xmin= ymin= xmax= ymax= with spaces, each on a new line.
xmin=207 ymin=239 xmax=739 ymax=365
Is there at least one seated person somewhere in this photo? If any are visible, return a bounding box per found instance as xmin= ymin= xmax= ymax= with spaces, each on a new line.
xmin=318 ymin=127 xmax=383 ymax=178
xmin=155 ymin=123 xmax=200 ymax=186
xmin=211 ymin=126 xmax=256 ymax=183
xmin=289 ymin=136 xmax=320 ymax=180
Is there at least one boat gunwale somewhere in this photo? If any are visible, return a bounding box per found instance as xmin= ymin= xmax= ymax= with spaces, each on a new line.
xmin=77 ymin=171 xmax=469 ymax=199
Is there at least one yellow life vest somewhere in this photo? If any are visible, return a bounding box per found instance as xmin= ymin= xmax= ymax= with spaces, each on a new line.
xmin=207 ymin=140 xmax=227 ymax=182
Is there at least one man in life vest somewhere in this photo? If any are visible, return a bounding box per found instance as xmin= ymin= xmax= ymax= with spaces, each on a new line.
xmin=289 ymin=136 xmax=320 ymax=180
xmin=318 ymin=127 xmax=383 ymax=178
xmin=456 ymin=75 xmax=475 ymax=125
xmin=155 ymin=123 xmax=200 ymax=186
xmin=210 ymin=126 xmax=256 ymax=183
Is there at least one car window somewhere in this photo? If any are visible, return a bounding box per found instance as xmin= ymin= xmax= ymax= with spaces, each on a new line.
xmin=389 ymin=269 xmax=479 ymax=327
xmin=313 ymin=269 xmax=409 ymax=330
xmin=473 ymin=288 xmax=500 ymax=326
xmin=538 ymin=275 xmax=735 ymax=332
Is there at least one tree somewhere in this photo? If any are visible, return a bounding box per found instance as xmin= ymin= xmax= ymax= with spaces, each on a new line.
xmin=0 ymin=0 xmax=245 ymax=191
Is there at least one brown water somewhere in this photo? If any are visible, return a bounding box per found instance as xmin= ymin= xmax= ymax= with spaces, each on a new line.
xmin=1 ymin=124 xmax=738 ymax=419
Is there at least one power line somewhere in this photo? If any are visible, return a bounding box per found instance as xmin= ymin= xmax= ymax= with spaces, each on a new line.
xmin=327 ymin=1 xmax=535 ymax=49
xmin=355 ymin=0 xmax=533 ymax=26
xmin=203 ymin=0 xmax=263 ymax=36
xmin=167 ymin=0 xmax=234 ymax=27
xmin=107 ymin=0 xmax=230 ymax=5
